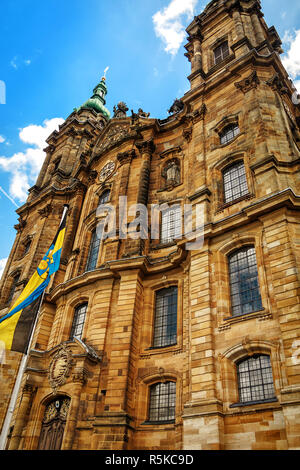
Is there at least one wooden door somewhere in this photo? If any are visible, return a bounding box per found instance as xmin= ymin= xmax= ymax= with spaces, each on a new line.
xmin=38 ymin=397 xmax=70 ymax=450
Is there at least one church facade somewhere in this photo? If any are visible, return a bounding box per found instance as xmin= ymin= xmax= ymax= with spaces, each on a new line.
xmin=1 ymin=0 xmax=300 ymax=450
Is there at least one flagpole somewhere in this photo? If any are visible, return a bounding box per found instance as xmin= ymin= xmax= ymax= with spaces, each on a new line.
xmin=0 ymin=291 xmax=45 ymax=450
xmin=0 ymin=204 xmax=69 ymax=450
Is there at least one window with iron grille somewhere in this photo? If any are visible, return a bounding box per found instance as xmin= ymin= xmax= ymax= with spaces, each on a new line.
xmin=86 ymin=230 xmax=100 ymax=272
xmin=220 ymin=123 xmax=240 ymax=145
xmin=228 ymin=246 xmax=263 ymax=316
xmin=148 ymin=381 xmax=176 ymax=423
xmin=99 ymin=190 xmax=110 ymax=205
xmin=214 ymin=41 xmax=229 ymax=65
xmin=237 ymin=355 xmax=276 ymax=404
xmin=223 ymin=161 xmax=248 ymax=203
xmin=161 ymin=205 xmax=182 ymax=244
xmin=153 ymin=287 xmax=178 ymax=348
xmin=7 ymin=273 xmax=20 ymax=304
xmin=70 ymin=303 xmax=87 ymax=340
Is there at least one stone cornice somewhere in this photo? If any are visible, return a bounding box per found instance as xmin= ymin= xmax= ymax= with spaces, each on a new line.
xmin=16 ymin=179 xmax=87 ymax=217
xmin=184 ymin=48 xmax=295 ymax=107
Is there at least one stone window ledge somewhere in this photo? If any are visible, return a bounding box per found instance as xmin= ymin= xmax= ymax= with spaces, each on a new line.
xmin=216 ymin=192 xmax=254 ymax=213
xmin=140 ymin=420 xmax=175 ymax=426
xmin=230 ymin=397 xmax=278 ymax=409
xmin=140 ymin=344 xmax=181 ymax=358
xmin=219 ymin=309 xmax=272 ymax=331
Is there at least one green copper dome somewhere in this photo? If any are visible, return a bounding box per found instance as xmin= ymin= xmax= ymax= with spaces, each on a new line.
xmin=77 ymin=76 xmax=111 ymax=120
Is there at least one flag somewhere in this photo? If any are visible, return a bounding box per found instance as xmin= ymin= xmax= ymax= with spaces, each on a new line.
xmin=0 ymin=206 xmax=68 ymax=353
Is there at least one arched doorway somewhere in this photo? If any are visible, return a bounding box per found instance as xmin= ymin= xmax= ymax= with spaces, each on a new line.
xmin=38 ymin=396 xmax=70 ymax=450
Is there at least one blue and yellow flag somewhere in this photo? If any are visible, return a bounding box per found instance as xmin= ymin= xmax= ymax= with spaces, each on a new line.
xmin=0 ymin=206 xmax=68 ymax=353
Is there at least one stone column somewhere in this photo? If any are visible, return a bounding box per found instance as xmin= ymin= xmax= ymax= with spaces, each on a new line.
xmin=93 ymin=268 xmax=143 ymax=449
xmin=261 ymin=211 xmax=300 ymax=449
xmin=232 ymin=8 xmax=244 ymax=41
xmin=251 ymin=10 xmax=265 ymax=45
xmin=192 ymin=35 xmax=202 ymax=74
xmin=182 ymin=245 xmax=224 ymax=450
xmin=8 ymin=385 xmax=34 ymax=450
xmin=62 ymin=381 xmax=83 ymax=450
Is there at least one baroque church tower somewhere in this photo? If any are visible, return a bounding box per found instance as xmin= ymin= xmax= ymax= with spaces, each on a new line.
xmin=1 ymin=0 xmax=300 ymax=450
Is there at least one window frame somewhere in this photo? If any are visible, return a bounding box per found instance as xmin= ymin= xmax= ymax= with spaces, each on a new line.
xmin=98 ymin=189 xmax=110 ymax=206
xmin=69 ymin=303 xmax=88 ymax=340
xmin=160 ymin=204 xmax=182 ymax=245
xmin=152 ymin=286 xmax=178 ymax=349
xmin=235 ymin=354 xmax=276 ymax=406
xmin=219 ymin=123 xmax=240 ymax=146
xmin=223 ymin=160 xmax=249 ymax=204
xmin=214 ymin=41 xmax=230 ymax=65
xmin=228 ymin=245 xmax=263 ymax=317
xmin=85 ymin=229 xmax=101 ymax=272
xmin=147 ymin=381 xmax=176 ymax=424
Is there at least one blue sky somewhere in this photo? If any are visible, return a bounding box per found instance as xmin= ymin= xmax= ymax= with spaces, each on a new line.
xmin=0 ymin=0 xmax=299 ymax=277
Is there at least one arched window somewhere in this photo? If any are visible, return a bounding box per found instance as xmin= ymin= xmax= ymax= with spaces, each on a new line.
xmin=220 ymin=123 xmax=240 ymax=145
xmin=223 ymin=161 xmax=248 ymax=203
xmin=148 ymin=381 xmax=176 ymax=423
xmin=214 ymin=41 xmax=229 ymax=65
xmin=153 ymin=287 xmax=178 ymax=348
xmin=98 ymin=190 xmax=110 ymax=205
xmin=7 ymin=273 xmax=20 ymax=304
xmin=70 ymin=303 xmax=88 ymax=340
xmin=228 ymin=246 xmax=262 ymax=316
xmin=161 ymin=205 xmax=182 ymax=244
xmin=23 ymin=239 xmax=31 ymax=256
xmin=85 ymin=230 xmax=100 ymax=272
xmin=237 ymin=355 xmax=276 ymax=404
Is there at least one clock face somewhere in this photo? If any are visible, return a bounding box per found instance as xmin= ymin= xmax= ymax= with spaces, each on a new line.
xmin=99 ymin=161 xmax=115 ymax=183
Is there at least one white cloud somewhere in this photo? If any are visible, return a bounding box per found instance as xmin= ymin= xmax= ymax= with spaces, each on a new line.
xmin=0 ymin=118 xmax=64 ymax=202
xmin=153 ymin=0 xmax=198 ymax=56
xmin=0 ymin=258 xmax=8 ymax=279
xmin=282 ymin=29 xmax=300 ymax=80
xmin=0 ymin=135 xmax=5 ymax=144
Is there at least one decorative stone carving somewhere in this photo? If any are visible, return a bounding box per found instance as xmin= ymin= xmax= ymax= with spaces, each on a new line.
xmin=168 ymin=98 xmax=184 ymax=115
xmin=131 ymin=108 xmax=150 ymax=124
xmin=235 ymin=71 xmax=260 ymax=94
xmin=266 ymin=73 xmax=288 ymax=95
xmin=14 ymin=218 xmax=27 ymax=233
xmin=99 ymin=161 xmax=115 ymax=182
xmin=97 ymin=124 xmax=130 ymax=153
xmin=48 ymin=344 xmax=73 ymax=393
xmin=88 ymin=169 xmax=98 ymax=184
xmin=135 ymin=139 xmax=155 ymax=155
xmin=38 ymin=204 xmax=53 ymax=219
xmin=117 ymin=149 xmax=136 ymax=167
xmin=113 ymin=102 xmax=129 ymax=119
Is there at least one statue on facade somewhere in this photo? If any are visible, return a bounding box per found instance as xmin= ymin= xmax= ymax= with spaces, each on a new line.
xmin=113 ymin=101 xmax=129 ymax=119
xmin=162 ymin=159 xmax=181 ymax=186
xmin=168 ymin=98 xmax=184 ymax=115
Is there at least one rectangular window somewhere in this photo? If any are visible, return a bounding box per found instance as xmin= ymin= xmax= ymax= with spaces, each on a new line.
xmin=153 ymin=287 xmax=178 ymax=348
xmin=70 ymin=303 xmax=87 ymax=340
xmin=237 ymin=355 xmax=276 ymax=403
xmin=214 ymin=42 xmax=229 ymax=65
xmin=149 ymin=381 xmax=176 ymax=423
xmin=228 ymin=246 xmax=263 ymax=316
xmin=223 ymin=161 xmax=248 ymax=204
xmin=161 ymin=205 xmax=182 ymax=244
xmin=86 ymin=230 xmax=100 ymax=272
